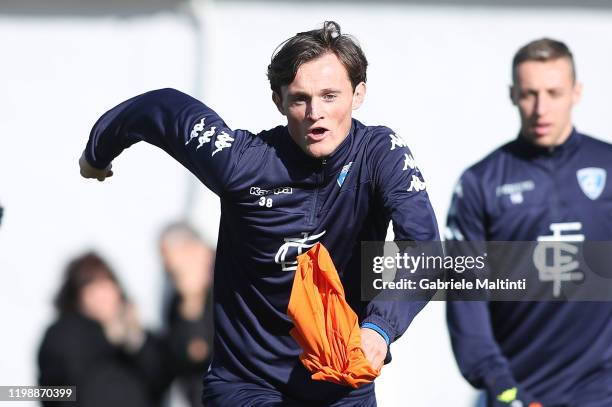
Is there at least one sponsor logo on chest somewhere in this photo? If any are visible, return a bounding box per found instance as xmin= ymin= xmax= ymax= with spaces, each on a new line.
xmin=274 ymin=231 xmax=326 ymax=271
xmin=534 ymin=222 xmax=584 ymax=298
xmin=495 ymin=180 xmax=535 ymax=204
xmin=249 ymin=186 xmax=293 ymax=196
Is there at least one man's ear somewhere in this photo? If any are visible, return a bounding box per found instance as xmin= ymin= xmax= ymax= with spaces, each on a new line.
xmin=352 ymin=82 xmax=366 ymax=110
xmin=272 ymin=92 xmax=285 ymax=116
xmin=509 ymin=85 xmax=518 ymax=106
xmin=572 ymin=81 xmax=583 ymax=106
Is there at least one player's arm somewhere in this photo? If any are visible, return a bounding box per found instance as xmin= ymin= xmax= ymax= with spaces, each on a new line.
xmin=360 ymin=128 xmax=441 ymax=368
xmin=80 ymin=88 xmax=250 ymax=195
xmin=446 ymin=171 xmax=537 ymax=406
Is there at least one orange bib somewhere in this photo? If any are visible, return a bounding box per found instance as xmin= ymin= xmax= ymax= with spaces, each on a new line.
xmin=287 ymin=243 xmax=380 ymax=388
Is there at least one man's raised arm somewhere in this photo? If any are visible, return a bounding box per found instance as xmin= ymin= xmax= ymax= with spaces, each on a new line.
xmin=79 ymin=88 xmax=251 ymax=195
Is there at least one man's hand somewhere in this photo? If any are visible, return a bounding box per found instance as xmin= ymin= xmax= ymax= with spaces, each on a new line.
xmin=360 ymin=327 xmax=387 ymax=370
xmin=79 ymin=151 xmax=113 ymax=181
xmin=103 ymin=303 xmax=145 ymax=353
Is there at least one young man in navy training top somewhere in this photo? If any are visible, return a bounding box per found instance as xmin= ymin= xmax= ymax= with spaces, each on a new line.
xmin=446 ymin=38 xmax=612 ymax=407
xmin=79 ymin=21 xmax=439 ymax=406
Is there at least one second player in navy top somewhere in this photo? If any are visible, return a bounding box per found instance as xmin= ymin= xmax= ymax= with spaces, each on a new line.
xmin=446 ymin=38 xmax=612 ymax=407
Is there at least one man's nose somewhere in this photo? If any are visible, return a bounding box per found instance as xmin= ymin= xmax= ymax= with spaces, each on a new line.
xmin=306 ymin=99 xmax=324 ymax=120
xmin=535 ymin=92 xmax=549 ymax=116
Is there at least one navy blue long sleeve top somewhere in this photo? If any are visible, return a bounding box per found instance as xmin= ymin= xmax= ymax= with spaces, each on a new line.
xmin=446 ymin=129 xmax=612 ymax=405
xmin=84 ymin=88 xmax=440 ymax=402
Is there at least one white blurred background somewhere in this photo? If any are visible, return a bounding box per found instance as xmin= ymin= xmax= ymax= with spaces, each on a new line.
xmin=1 ymin=0 xmax=611 ymax=405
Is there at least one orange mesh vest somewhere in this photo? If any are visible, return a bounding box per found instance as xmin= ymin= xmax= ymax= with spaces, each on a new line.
xmin=287 ymin=243 xmax=380 ymax=388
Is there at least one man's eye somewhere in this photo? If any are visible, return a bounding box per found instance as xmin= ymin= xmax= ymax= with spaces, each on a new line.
xmin=519 ymin=92 xmax=534 ymax=101
xmin=323 ymin=94 xmax=337 ymax=101
xmin=549 ymin=90 xmax=563 ymax=98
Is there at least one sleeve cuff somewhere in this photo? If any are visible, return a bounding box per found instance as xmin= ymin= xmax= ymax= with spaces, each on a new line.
xmin=361 ymin=322 xmax=390 ymax=345
xmin=483 ymin=369 xmax=518 ymax=398
xmin=83 ymin=147 xmax=111 ymax=170
xmin=361 ymin=314 xmax=397 ymax=343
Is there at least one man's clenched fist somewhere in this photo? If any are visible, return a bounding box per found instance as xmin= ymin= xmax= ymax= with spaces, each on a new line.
xmin=79 ymin=151 xmax=113 ymax=181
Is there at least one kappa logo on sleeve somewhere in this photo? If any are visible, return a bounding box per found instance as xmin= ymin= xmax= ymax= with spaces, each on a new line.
xmin=186 ymin=117 xmax=207 ymax=145
xmin=186 ymin=116 xmax=235 ymax=156
xmin=403 ymin=154 xmax=418 ymax=171
xmin=453 ymin=180 xmax=463 ymax=198
xmin=407 ymin=175 xmax=426 ymax=192
xmin=389 ymin=133 xmax=407 ymax=151
xmin=197 ymin=127 xmax=216 ymax=150
xmin=186 ymin=117 xmax=219 ymax=151
xmin=186 ymin=117 xmax=234 ymax=157
xmin=212 ymin=131 xmax=235 ymax=156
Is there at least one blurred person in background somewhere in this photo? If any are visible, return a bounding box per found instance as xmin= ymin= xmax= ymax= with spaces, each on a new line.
xmin=78 ymin=20 xmax=439 ymax=406
xmin=38 ymin=251 xmax=172 ymax=407
xmin=446 ymin=38 xmax=612 ymax=407
xmin=159 ymin=221 xmax=214 ymax=407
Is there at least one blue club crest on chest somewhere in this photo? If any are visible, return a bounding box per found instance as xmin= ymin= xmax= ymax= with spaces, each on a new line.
xmin=337 ymin=162 xmax=353 ymax=188
xmin=577 ymin=167 xmax=606 ymax=200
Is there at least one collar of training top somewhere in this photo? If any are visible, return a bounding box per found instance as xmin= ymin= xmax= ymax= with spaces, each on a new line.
xmin=284 ymin=119 xmax=356 ymax=176
xmin=514 ymin=127 xmax=582 ymax=160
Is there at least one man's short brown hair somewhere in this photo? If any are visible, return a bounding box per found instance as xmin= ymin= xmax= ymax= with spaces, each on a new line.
xmin=512 ymin=38 xmax=576 ymax=83
xmin=267 ymin=21 xmax=368 ymax=94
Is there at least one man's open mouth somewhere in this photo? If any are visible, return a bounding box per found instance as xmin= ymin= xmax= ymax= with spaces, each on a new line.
xmin=307 ymin=127 xmax=329 ymax=140
xmin=310 ymin=127 xmax=327 ymax=135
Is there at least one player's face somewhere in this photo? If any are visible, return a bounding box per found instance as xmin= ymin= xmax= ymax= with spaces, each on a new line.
xmin=511 ymin=58 xmax=581 ymax=148
xmin=274 ymin=52 xmax=366 ymax=158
